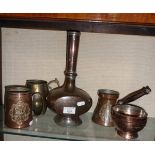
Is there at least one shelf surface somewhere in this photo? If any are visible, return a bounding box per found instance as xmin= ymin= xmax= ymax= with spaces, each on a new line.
xmin=0 ymin=105 xmax=155 ymax=141
xmin=1 ymin=13 xmax=155 ymax=36
xmin=0 ymin=13 xmax=155 ymax=25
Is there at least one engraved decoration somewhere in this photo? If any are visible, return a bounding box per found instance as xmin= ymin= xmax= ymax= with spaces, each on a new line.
xmin=9 ymin=100 xmax=30 ymax=125
xmin=99 ymin=103 xmax=112 ymax=122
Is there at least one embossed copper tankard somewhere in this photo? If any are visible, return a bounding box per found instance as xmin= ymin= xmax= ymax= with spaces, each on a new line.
xmin=4 ymin=85 xmax=32 ymax=129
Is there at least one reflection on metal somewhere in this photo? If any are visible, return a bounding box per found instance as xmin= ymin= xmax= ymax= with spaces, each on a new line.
xmin=47 ymin=31 xmax=92 ymax=127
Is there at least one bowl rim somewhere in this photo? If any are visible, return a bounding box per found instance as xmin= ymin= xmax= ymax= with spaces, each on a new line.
xmin=112 ymin=104 xmax=148 ymax=118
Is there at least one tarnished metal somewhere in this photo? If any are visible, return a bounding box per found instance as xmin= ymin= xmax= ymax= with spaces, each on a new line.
xmin=4 ymin=85 xmax=32 ymax=129
xmin=92 ymin=89 xmax=119 ymax=127
xmin=26 ymin=79 xmax=59 ymax=116
xmin=112 ymin=104 xmax=148 ymax=139
xmin=117 ymin=86 xmax=151 ymax=105
xmin=92 ymin=86 xmax=151 ymax=128
xmin=111 ymin=86 xmax=151 ymax=139
xmin=47 ymin=31 xmax=92 ymax=127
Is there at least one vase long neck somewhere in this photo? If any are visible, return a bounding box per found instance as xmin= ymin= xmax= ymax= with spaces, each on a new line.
xmin=63 ymin=31 xmax=80 ymax=89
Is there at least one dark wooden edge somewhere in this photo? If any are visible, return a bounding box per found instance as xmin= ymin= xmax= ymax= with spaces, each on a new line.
xmin=0 ymin=28 xmax=2 ymax=105
xmin=0 ymin=18 xmax=155 ymax=36
xmin=0 ymin=29 xmax=4 ymax=141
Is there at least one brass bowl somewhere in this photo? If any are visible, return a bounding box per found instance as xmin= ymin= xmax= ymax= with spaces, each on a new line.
xmin=111 ymin=104 xmax=148 ymax=140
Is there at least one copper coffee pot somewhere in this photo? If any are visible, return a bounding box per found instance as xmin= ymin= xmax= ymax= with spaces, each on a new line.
xmin=92 ymin=89 xmax=119 ymax=127
xmin=47 ymin=31 xmax=92 ymax=127
xmin=92 ymin=86 xmax=151 ymax=127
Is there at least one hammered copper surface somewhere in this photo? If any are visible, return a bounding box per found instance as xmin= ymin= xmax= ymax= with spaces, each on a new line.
xmin=111 ymin=86 xmax=151 ymax=139
xmin=112 ymin=104 xmax=148 ymax=140
xmin=47 ymin=31 xmax=92 ymax=127
xmin=92 ymin=86 xmax=151 ymax=127
xmin=92 ymin=89 xmax=119 ymax=127
xmin=4 ymin=86 xmax=32 ymax=129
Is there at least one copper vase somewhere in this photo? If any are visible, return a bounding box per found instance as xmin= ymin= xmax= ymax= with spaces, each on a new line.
xmin=47 ymin=31 xmax=92 ymax=127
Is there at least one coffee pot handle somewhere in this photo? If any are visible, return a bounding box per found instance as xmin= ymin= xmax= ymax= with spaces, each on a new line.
xmin=117 ymin=86 xmax=151 ymax=105
xmin=48 ymin=78 xmax=60 ymax=91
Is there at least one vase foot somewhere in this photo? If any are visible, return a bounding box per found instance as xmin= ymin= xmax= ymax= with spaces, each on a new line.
xmin=116 ymin=129 xmax=138 ymax=140
xmin=54 ymin=115 xmax=82 ymax=127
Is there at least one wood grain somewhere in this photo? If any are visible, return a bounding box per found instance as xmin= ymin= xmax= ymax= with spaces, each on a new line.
xmin=0 ymin=13 xmax=155 ymax=25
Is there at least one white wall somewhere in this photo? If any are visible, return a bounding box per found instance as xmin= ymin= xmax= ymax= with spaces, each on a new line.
xmin=2 ymin=28 xmax=155 ymax=118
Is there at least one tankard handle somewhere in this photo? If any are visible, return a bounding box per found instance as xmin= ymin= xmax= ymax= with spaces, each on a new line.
xmin=32 ymin=92 xmax=44 ymax=116
xmin=48 ymin=78 xmax=60 ymax=91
